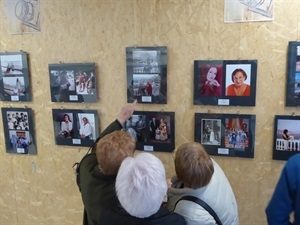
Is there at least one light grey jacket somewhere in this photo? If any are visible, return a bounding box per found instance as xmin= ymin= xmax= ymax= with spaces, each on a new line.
xmin=166 ymin=159 xmax=239 ymax=225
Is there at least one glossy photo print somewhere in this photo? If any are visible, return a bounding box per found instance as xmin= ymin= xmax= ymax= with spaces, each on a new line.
xmin=194 ymin=60 xmax=257 ymax=106
xmin=126 ymin=46 xmax=167 ymax=104
xmin=1 ymin=107 xmax=36 ymax=155
xmin=124 ymin=111 xmax=175 ymax=152
xmin=195 ymin=113 xmax=256 ymax=158
xmin=273 ymin=115 xmax=300 ymax=160
xmin=286 ymin=41 xmax=300 ymax=106
xmin=52 ymin=109 xmax=99 ymax=147
xmin=49 ymin=63 xmax=96 ymax=103
xmin=0 ymin=52 xmax=31 ymax=101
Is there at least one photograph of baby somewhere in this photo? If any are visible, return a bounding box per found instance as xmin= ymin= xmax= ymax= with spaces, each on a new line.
xmin=201 ymin=119 xmax=221 ymax=145
xmin=275 ymin=118 xmax=300 ymax=152
xmin=2 ymin=107 xmax=36 ymax=155
xmin=224 ymin=117 xmax=249 ymax=149
xmin=0 ymin=54 xmax=23 ymax=76
xmin=198 ymin=65 xmax=223 ymax=96
xmin=225 ymin=64 xmax=252 ymax=97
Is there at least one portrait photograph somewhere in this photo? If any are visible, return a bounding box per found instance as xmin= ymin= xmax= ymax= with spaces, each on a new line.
xmin=49 ymin=63 xmax=96 ymax=103
xmin=194 ymin=60 xmax=223 ymax=105
xmin=52 ymin=109 xmax=99 ymax=147
xmin=195 ymin=113 xmax=256 ymax=158
xmin=0 ymin=52 xmax=31 ymax=102
xmin=201 ymin=119 xmax=221 ymax=146
xmin=286 ymin=41 xmax=300 ymax=106
xmin=126 ymin=46 xmax=167 ymax=104
xmin=124 ymin=111 xmax=175 ymax=152
xmin=272 ymin=115 xmax=300 ymax=161
xmin=1 ymin=107 xmax=36 ymax=155
xmin=193 ymin=60 xmax=257 ymax=106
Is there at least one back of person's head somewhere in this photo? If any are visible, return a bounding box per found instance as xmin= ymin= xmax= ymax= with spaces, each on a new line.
xmin=96 ymin=130 xmax=135 ymax=175
xmin=174 ymin=142 xmax=214 ymax=189
xmin=116 ymin=153 xmax=167 ymax=218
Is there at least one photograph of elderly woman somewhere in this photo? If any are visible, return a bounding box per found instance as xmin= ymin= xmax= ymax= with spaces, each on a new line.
xmin=225 ymin=64 xmax=251 ymax=97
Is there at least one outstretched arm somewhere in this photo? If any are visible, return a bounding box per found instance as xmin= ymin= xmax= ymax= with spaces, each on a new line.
xmin=91 ymin=100 xmax=137 ymax=152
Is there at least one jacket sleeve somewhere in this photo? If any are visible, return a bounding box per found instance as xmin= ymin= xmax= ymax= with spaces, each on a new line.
xmin=91 ymin=119 xmax=123 ymax=152
xmin=265 ymin=161 xmax=295 ymax=225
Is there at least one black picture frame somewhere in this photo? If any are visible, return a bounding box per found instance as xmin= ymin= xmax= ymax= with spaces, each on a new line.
xmin=272 ymin=115 xmax=300 ymax=160
xmin=0 ymin=52 xmax=31 ymax=102
xmin=1 ymin=107 xmax=36 ymax=154
xmin=124 ymin=111 xmax=175 ymax=152
xmin=52 ymin=109 xmax=99 ymax=147
xmin=194 ymin=60 xmax=257 ymax=106
xmin=49 ymin=63 xmax=97 ymax=103
xmin=286 ymin=41 xmax=300 ymax=106
xmin=195 ymin=113 xmax=256 ymax=158
xmin=126 ymin=46 xmax=167 ymax=104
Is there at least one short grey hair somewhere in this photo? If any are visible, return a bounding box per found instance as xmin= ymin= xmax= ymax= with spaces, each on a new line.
xmin=116 ymin=153 xmax=167 ymax=218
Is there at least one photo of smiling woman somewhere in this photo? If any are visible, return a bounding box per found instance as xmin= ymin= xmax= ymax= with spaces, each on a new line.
xmin=225 ymin=64 xmax=251 ymax=96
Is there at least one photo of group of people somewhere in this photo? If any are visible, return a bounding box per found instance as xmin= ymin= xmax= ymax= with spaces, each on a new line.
xmin=49 ymin=63 xmax=96 ymax=103
xmin=286 ymin=41 xmax=300 ymax=106
xmin=0 ymin=52 xmax=31 ymax=101
xmin=124 ymin=111 xmax=175 ymax=152
xmin=52 ymin=109 xmax=98 ymax=147
xmin=194 ymin=60 xmax=257 ymax=106
xmin=195 ymin=113 xmax=255 ymax=158
xmin=1 ymin=108 xmax=36 ymax=155
xmin=273 ymin=116 xmax=300 ymax=160
xmin=126 ymin=47 xmax=167 ymax=104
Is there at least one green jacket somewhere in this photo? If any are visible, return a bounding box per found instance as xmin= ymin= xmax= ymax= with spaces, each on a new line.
xmin=78 ymin=120 xmax=123 ymax=225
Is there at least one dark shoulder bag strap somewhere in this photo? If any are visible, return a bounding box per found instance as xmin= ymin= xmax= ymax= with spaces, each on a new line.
xmin=175 ymin=195 xmax=223 ymax=225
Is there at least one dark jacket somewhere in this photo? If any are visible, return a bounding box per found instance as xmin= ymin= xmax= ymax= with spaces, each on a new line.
xmin=266 ymin=153 xmax=300 ymax=225
xmin=99 ymin=205 xmax=187 ymax=225
xmin=78 ymin=120 xmax=123 ymax=225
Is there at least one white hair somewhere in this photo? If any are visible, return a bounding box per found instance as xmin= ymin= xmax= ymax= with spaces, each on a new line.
xmin=116 ymin=153 xmax=167 ymax=218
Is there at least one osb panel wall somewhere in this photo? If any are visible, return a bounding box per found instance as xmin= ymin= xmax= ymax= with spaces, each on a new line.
xmin=0 ymin=0 xmax=299 ymax=225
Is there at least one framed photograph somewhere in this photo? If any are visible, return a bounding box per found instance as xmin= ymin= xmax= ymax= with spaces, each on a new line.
xmin=194 ymin=60 xmax=257 ymax=106
xmin=49 ymin=63 xmax=96 ymax=103
xmin=126 ymin=46 xmax=167 ymax=104
xmin=1 ymin=107 xmax=36 ymax=154
xmin=52 ymin=109 xmax=99 ymax=147
xmin=195 ymin=113 xmax=256 ymax=158
xmin=286 ymin=41 xmax=300 ymax=106
xmin=0 ymin=52 xmax=31 ymax=101
xmin=273 ymin=115 xmax=300 ymax=160
xmin=124 ymin=111 xmax=175 ymax=152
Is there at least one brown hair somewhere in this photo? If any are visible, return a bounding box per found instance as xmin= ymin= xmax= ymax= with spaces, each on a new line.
xmin=174 ymin=142 xmax=214 ymax=189
xmin=96 ymin=130 xmax=135 ymax=175
xmin=231 ymin=68 xmax=247 ymax=82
